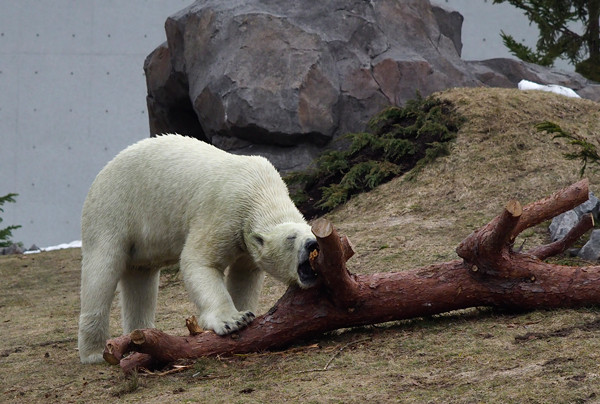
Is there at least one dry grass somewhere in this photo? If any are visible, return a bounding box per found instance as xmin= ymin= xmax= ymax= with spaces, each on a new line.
xmin=2 ymin=87 xmax=600 ymax=403
xmin=330 ymin=87 xmax=600 ymax=273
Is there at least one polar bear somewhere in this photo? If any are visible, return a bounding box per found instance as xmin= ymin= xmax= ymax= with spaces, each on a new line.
xmin=78 ymin=134 xmax=318 ymax=364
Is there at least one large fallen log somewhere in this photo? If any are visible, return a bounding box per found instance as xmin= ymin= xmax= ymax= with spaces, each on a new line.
xmin=105 ymin=179 xmax=600 ymax=374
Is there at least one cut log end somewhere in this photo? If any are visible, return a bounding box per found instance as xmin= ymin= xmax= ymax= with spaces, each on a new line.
xmin=312 ymin=218 xmax=333 ymax=238
xmin=131 ymin=329 xmax=146 ymax=345
xmin=506 ymin=199 xmax=523 ymax=217
xmin=103 ymin=344 xmax=120 ymax=366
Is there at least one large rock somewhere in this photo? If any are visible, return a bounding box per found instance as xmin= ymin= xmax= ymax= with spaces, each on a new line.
xmin=549 ymin=210 xmax=580 ymax=242
xmin=548 ymin=192 xmax=600 ymax=261
xmin=145 ymin=0 xmax=600 ymax=171
xmin=578 ymin=230 xmax=600 ymax=261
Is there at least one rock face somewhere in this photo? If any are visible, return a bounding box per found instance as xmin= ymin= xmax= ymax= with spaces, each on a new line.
xmin=145 ymin=0 xmax=600 ymax=171
xmin=549 ymin=210 xmax=580 ymax=242
xmin=549 ymin=192 xmax=600 ymax=262
xmin=578 ymin=230 xmax=600 ymax=261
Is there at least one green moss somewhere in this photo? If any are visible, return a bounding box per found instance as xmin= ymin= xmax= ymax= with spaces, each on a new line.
xmin=286 ymin=94 xmax=464 ymax=216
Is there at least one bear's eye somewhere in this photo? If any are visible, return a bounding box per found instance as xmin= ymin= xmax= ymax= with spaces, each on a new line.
xmin=286 ymin=235 xmax=297 ymax=242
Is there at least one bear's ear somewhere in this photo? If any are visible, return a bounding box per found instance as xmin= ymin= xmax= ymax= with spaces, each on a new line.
xmin=248 ymin=233 xmax=264 ymax=250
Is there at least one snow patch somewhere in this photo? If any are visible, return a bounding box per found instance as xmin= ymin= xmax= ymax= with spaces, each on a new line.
xmin=24 ymin=240 xmax=82 ymax=254
xmin=518 ymin=79 xmax=581 ymax=98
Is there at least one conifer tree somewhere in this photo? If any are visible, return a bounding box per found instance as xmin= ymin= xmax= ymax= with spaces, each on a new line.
xmin=0 ymin=193 xmax=21 ymax=248
xmin=493 ymin=0 xmax=600 ymax=81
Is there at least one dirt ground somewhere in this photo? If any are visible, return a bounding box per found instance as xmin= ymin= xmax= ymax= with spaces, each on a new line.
xmin=2 ymin=88 xmax=600 ymax=403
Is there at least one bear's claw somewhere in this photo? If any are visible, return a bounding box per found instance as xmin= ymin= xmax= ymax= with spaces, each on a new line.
xmin=213 ymin=310 xmax=256 ymax=335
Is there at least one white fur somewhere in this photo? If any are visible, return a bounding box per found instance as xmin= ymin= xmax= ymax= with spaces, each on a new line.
xmin=78 ymin=135 xmax=316 ymax=364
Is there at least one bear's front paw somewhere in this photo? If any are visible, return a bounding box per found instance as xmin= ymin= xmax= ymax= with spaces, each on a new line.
xmin=207 ymin=310 xmax=256 ymax=335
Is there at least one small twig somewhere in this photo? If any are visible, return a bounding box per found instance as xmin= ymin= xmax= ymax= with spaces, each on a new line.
xmin=512 ymin=239 xmax=527 ymax=253
xmin=138 ymin=363 xmax=231 ymax=380
xmin=296 ymin=337 xmax=371 ymax=373
xmin=139 ymin=364 xmax=193 ymax=376
xmin=191 ymin=373 xmax=231 ymax=380
xmin=37 ymin=337 xmax=77 ymax=347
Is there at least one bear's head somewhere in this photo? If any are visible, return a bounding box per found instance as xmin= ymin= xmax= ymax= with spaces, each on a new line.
xmin=247 ymin=222 xmax=319 ymax=288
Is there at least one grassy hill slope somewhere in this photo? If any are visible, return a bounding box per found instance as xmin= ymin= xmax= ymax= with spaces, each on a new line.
xmin=330 ymin=87 xmax=600 ymax=273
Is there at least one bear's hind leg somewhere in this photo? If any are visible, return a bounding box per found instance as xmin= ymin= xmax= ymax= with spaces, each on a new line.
xmin=119 ymin=266 xmax=160 ymax=333
xmin=226 ymin=257 xmax=265 ymax=313
xmin=78 ymin=253 xmax=124 ymax=364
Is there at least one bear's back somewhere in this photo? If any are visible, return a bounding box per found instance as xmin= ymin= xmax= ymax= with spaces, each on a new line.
xmin=93 ymin=134 xmax=280 ymax=196
xmin=83 ymin=134 xmax=295 ymax=236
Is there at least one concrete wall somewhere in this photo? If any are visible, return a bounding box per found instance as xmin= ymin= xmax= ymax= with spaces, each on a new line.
xmin=0 ymin=0 xmax=578 ymax=248
xmin=0 ymin=0 xmax=191 ymax=247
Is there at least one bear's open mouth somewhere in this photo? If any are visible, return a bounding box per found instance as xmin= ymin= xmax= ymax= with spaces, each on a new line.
xmin=298 ymin=259 xmax=318 ymax=286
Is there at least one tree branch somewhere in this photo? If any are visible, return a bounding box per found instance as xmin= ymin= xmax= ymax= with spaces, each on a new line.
xmin=510 ymin=178 xmax=589 ymax=239
xmin=527 ymin=213 xmax=594 ymax=260
xmin=104 ymin=179 xmax=600 ymax=374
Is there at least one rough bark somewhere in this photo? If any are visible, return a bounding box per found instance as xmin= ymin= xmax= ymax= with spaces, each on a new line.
xmin=104 ymin=179 xmax=600 ymax=374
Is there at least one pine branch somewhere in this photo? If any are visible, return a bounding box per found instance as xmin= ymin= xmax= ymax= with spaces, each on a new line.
xmin=0 ymin=193 xmax=21 ymax=247
xmin=537 ymin=121 xmax=600 ymax=177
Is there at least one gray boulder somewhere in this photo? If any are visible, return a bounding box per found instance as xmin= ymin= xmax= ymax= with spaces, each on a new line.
xmin=431 ymin=5 xmax=464 ymax=57
xmin=578 ymin=230 xmax=600 ymax=261
xmin=547 ymin=192 xmax=600 ymax=261
xmin=549 ymin=192 xmax=600 ymax=243
xmin=1 ymin=243 xmax=23 ymax=255
xmin=573 ymin=192 xmax=600 ymax=219
xmin=549 ymin=210 xmax=580 ymax=242
xmin=145 ymin=0 xmax=600 ymax=171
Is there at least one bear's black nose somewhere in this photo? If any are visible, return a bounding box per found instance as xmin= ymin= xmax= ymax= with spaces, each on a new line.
xmin=305 ymin=239 xmax=319 ymax=252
